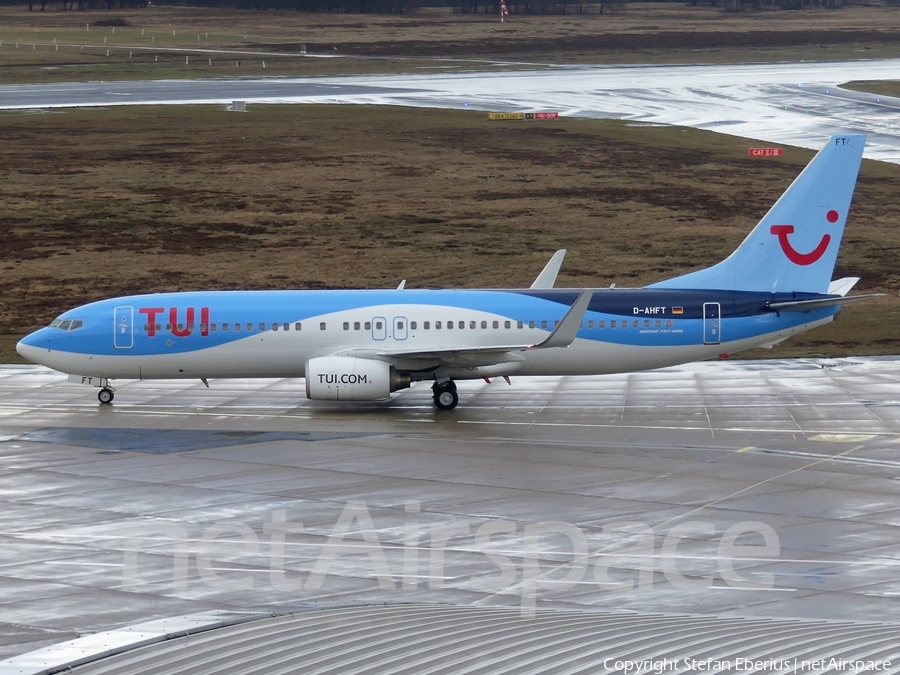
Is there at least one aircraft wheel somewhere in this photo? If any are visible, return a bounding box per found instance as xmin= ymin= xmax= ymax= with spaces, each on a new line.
xmin=433 ymin=383 xmax=458 ymax=411
xmin=98 ymin=388 xmax=114 ymax=405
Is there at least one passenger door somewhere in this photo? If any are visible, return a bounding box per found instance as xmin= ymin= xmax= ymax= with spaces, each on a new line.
xmin=114 ymin=306 xmax=134 ymax=349
xmin=703 ymin=302 xmax=721 ymax=345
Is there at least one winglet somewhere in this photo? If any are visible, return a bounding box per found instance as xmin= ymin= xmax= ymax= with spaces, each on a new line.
xmin=530 ymin=250 xmax=567 ymax=289
xmin=397 ymin=280 xmax=406 ymax=290
xmin=532 ymin=290 xmax=592 ymax=349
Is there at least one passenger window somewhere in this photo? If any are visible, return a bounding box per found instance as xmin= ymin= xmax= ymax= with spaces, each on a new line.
xmin=541 ymin=320 xmax=548 ymax=329
xmin=410 ymin=321 xmax=417 ymax=330
xmin=554 ymin=320 xmax=559 ymax=328
xmin=166 ymin=323 xmax=172 ymax=331
xmin=470 ymin=321 xmax=477 ymax=329
xmin=599 ymin=320 xmax=605 ymax=328
xmin=447 ymin=321 xmax=454 ymax=330
xmin=398 ymin=321 xmax=404 ymax=330
xmin=492 ymin=321 xmax=499 ymax=329
xmin=320 ymin=322 xmax=327 ymax=331
xmin=156 ymin=324 xmax=161 ymax=332
xmin=200 ymin=323 xmax=208 ymax=333
xmin=354 ymin=322 xmax=361 ymax=330
xmin=211 ymin=323 xmax=217 ymax=332
xmin=623 ymin=321 xmax=628 ymax=329
xmin=482 ymin=321 xmax=488 ymax=329
xmin=528 ymin=320 xmax=535 ymax=329
xmin=633 ymin=320 xmax=639 ymax=328
xmin=611 ymin=320 xmax=617 ymax=328
xmin=234 ymin=324 xmax=241 ymax=332
xmin=343 ymin=322 xmax=350 ymax=330
xmin=188 ymin=323 xmax=195 ymax=331
xmin=588 ymin=320 xmax=594 ymax=328
xmin=364 ymin=322 xmax=370 ymax=330
xmin=143 ymin=324 xmax=150 ymax=332
xmin=272 ymin=324 xmax=278 ymax=331
xmin=177 ymin=324 xmax=184 ymax=331
xmin=295 ymin=322 xmax=302 ymax=331
xmin=459 ymin=321 xmax=465 ymax=329
xmin=259 ymin=323 xmax=266 ymax=331
xmin=435 ymin=321 xmax=441 ymax=329
xmin=284 ymin=323 xmax=290 ymax=331
xmin=222 ymin=323 xmax=229 ymax=332
xmin=517 ymin=321 xmax=523 ymax=329
xmin=644 ymin=320 xmax=650 ymax=328
xmin=424 ymin=321 xmax=430 ymax=330
xmin=375 ymin=321 xmax=383 ymax=330
xmin=504 ymin=321 xmax=510 ymax=329
xmin=666 ymin=319 xmax=673 ymax=327
xmin=246 ymin=323 xmax=252 ymax=331
xmin=655 ymin=320 xmax=661 ymax=328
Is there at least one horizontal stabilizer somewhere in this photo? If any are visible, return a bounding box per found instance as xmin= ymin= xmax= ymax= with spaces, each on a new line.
xmin=530 ymin=250 xmax=567 ymax=289
xmin=768 ymin=293 xmax=883 ymax=312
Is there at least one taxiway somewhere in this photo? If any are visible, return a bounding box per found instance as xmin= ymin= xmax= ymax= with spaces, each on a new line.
xmin=1 ymin=358 xmax=900 ymax=660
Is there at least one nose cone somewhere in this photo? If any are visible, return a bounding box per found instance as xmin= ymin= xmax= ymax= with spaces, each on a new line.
xmin=17 ymin=329 xmax=50 ymax=365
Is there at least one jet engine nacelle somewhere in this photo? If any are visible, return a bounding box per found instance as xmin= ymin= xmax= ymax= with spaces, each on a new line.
xmin=305 ymin=356 xmax=410 ymax=401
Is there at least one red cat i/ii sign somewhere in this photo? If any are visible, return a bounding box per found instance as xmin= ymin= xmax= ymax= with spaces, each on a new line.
xmin=749 ymin=147 xmax=783 ymax=157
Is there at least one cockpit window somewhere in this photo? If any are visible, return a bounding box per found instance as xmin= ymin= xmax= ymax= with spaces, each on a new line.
xmin=52 ymin=319 xmax=84 ymax=331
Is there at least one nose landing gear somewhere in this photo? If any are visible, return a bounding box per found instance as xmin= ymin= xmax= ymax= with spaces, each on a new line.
xmin=432 ymin=380 xmax=458 ymax=410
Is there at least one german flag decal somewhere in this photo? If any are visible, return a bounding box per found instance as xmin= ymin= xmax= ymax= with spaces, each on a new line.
xmin=672 ymin=307 xmax=684 ymax=315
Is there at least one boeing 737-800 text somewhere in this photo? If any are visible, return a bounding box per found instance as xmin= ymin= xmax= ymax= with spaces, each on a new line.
xmin=17 ymin=135 xmax=878 ymax=410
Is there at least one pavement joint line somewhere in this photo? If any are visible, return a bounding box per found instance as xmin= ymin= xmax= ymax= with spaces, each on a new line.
xmin=476 ymin=444 xmax=868 ymax=605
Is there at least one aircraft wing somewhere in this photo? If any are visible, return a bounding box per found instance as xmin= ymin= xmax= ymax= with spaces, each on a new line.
xmin=341 ymin=290 xmax=592 ymax=366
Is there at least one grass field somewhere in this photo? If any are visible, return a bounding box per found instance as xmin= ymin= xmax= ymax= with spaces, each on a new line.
xmin=2 ymin=104 xmax=898 ymax=363
xmin=843 ymin=79 xmax=900 ymax=98
xmin=2 ymin=4 xmax=900 ymax=82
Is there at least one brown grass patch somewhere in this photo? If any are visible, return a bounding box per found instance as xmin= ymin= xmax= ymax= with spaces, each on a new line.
xmin=3 ymin=4 xmax=900 ymax=82
xmin=1 ymin=104 xmax=898 ymax=363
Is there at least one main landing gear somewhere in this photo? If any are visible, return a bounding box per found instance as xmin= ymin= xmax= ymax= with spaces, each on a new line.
xmin=98 ymin=388 xmax=115 ymax=404
xmin=432 ymin=380 xmax=458 ymax=410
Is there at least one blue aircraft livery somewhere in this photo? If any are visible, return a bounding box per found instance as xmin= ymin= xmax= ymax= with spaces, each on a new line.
xmin=17 ymin=134 xmax=878 ymax=410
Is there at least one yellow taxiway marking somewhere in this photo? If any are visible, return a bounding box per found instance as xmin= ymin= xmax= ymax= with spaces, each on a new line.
xmin=809 ymin=433 xmax=876 ymax=443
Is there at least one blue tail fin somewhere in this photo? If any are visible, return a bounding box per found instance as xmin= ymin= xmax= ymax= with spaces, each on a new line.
xmin=649 ymin=134 xmax=866 ymax=294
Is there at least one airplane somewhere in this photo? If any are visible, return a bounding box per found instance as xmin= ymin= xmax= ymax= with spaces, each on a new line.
xmin=17 ymin=134 xmax=880 ymax=411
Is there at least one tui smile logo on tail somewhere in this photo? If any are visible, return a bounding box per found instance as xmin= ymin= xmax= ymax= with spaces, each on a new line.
xmin=769 ymin=210 xmax=837 ymax=266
